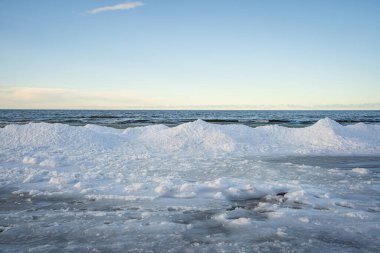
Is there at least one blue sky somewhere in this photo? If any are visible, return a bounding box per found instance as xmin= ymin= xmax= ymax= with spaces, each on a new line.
xmin=0 ymin=0 xmax=379 ymax=109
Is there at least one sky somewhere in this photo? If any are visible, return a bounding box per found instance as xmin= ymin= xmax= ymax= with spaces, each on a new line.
xmin=0 ymin=0 xmax=379 ymax=109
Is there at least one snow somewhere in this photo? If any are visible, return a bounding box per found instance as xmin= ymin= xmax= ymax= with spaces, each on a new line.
xmin=0 ymin=118 xmax=379 ymax=252
xmin=352 ymin=167 xmax=370 ymax=174
xmin=1 ymin=118 xmax=379 ymax=156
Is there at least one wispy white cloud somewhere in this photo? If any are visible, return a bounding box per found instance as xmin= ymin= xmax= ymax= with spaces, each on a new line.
xmin=88 ymin=1 xmax=144 ymax=14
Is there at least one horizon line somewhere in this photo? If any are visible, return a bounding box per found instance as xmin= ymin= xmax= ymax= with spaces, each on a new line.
xmin=0 ymin=108 xmax=379 ymax=111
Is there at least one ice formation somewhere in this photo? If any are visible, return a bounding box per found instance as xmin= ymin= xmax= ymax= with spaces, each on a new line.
xmin=0 ymin=118 xmax=379 ymax=252
xmin=1 ymin=118 xmax=379 ymax=155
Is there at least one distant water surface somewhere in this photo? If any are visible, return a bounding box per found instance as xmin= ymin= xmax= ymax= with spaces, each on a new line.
xmin=0 ymin=110 xmax=379 ymax=128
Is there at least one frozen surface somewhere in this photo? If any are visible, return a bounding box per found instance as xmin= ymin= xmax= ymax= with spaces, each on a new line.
xmin=0 ymin=119 xmax=380 ymax=252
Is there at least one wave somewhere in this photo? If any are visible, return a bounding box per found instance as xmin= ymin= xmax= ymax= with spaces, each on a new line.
xmin=336 ymin=119 xmax=380 ymax=124
xmin=87 ymin=115 xmax=122 ymax=119
xmin=1 ymin=118 xmax=379 ymax=155
xmin=204 ymin=119 xmax=240 ymax=123
xmin=267 ymin=119 xmax=291 ymax=123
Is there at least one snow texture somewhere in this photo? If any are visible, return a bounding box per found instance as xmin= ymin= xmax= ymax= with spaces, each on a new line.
xmin=0 ymin=118 xmax=380 ymax=252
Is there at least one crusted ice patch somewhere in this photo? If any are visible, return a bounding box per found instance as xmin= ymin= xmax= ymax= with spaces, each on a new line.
xmin=22 ymin=156 xmax=37 ymax=165
xmin=352 ymin=168 xmax=369 ymax=174
xmin=39 ymin=159 xmax=56 ymax=168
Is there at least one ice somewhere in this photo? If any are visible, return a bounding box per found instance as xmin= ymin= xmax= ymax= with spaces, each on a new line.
xmin=1 ymin=118 xmax=379 ymax=156
xmin=0 ymin=118 xmax=380 ymax=252
xmin=352 ymin=168 xmax=369 ymax=174
xmin=22 ymin=156 xmax=37 ymax=165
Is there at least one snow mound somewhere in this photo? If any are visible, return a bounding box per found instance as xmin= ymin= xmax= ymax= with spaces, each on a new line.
xmin=0 ymin=122 xmax=122 ymax=149
xmin=0 ymin=118 xmax=379 ymax=155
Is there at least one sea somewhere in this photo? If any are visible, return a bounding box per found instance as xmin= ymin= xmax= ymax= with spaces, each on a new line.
xmin=0 ymin=110 xmax=379 ymax=252
xmin=0 ymin=109 xmax=379 ymax=128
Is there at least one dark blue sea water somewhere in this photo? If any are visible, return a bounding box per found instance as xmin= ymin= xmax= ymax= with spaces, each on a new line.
xmin=0 ymin=110 xmax=379 ymax=128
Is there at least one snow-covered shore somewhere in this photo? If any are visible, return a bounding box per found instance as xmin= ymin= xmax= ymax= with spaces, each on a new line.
xmin=0 ymin=118 xmax=379 ymax=252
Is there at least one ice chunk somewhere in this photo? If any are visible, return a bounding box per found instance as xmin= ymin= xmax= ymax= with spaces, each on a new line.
xmin=351 ymin=168 xmax=369 ymax=174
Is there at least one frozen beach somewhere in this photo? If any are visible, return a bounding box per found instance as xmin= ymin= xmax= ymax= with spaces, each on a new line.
xmin=2 ymin=0 xmax=380 ymax=251
xmin=1 ymin=115 xmax=380 ymax=252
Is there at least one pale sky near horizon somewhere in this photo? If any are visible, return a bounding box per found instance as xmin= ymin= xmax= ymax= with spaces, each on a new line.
xmin=0 ymin=0 xmax=379 ymax=109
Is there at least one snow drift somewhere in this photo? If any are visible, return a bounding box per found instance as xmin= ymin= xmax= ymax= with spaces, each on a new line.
xmin=1 ymin=118 xmax=380 ymax=252
xmin=1 ymin=118 xmax=379 ymax=155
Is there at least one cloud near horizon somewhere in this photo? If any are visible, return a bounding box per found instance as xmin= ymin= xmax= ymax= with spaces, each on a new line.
xmin=0 ymin=87 xmax=160 ymax=109
xmin=1 ymin=87 xmax=379 ymax=110
xmin=88 ymin=1 xmax=144 ymax=14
